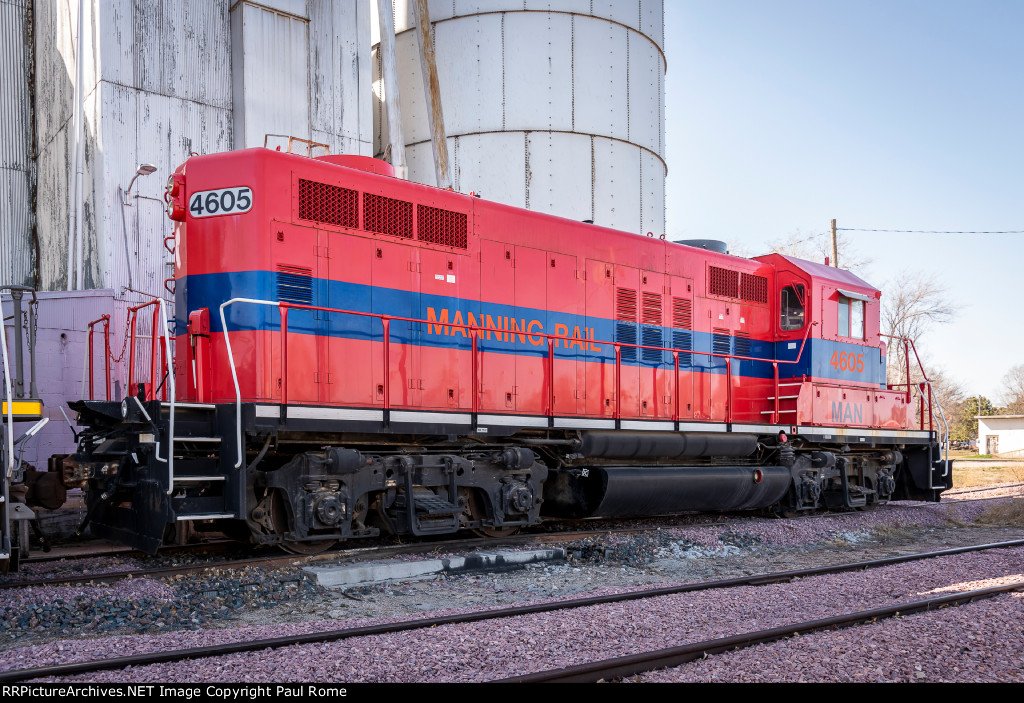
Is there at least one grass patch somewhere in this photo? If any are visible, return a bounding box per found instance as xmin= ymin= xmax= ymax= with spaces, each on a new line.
xmin=953 ymin=463 xmax=1024 ymax=489
xmin=867 ymin=524 xmax=917 ymax=544
xmin=974 ymin=499 xmax=1024 ymax=527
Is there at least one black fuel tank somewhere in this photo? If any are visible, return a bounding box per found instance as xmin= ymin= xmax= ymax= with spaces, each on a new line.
xmin=542 ymin=465 xmax=791 ymax=518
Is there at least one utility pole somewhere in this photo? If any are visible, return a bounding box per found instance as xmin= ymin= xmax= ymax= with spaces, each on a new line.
xmin=413 ymin=0 xmax=452 ymax=189
xmin=830 ymin=219 xmax=839 ymax=268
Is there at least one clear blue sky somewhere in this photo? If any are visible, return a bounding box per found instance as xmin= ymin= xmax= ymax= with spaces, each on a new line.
xmin=663 ymin=0 xmax=1024 ymax=403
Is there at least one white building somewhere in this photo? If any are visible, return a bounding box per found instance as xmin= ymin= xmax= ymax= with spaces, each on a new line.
xmin=977 ymin=416 xmax=1024 ymax=457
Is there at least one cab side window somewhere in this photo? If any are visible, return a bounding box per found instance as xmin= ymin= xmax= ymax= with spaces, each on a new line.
xmin=838 ymin=296 xmax=864 ymax=339
xmin=780 ymin=284 xmax=805 ymax=331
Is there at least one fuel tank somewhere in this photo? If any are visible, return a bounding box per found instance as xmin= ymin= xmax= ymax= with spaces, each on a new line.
xmin=542 ymin=465 xmax=791 ymax=519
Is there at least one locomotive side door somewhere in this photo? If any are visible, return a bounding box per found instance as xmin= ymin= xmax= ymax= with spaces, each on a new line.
xmin=419 ymin=248 xmax=467 ymax=410
xmin=370 ymin=240 xmax=421 ymax=409
xmin=639 ymin=270 xmax=672 ymax=419
xmin=271 ymin=221 xmax=322 ymax=405
xmin=479 ymin=240 xmax=516 ymax=412
xmin=548 ymin=251 xmax=583 ymax=415
xmin=669 ymin=275 xmax=695 ymax=420
xmin=514 ymin=246 xmax=548 ymax=416
xmin=324 ymin=232 xmax=376 ymax=406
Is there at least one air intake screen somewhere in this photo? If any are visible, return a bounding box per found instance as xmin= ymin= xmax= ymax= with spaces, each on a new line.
xmin=740 ymin=273 xmax=768 ymax=304
xmin=364 ymin=193 xmax=413 ymax=239
xmin=708 ymin=266 xmax=740 ymax=298
xmin=297 ymin=179 xmax=358 ymax=228
xmin=418 ymin=205 xmax=468 ymax=249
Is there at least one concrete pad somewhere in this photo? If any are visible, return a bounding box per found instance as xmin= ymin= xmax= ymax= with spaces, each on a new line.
xmin=304 ymin=547 xmax=566 ymax=588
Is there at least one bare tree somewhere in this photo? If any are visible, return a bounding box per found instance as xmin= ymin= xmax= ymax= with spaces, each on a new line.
xmin=767 ymin=229 xmax=873 ymax=274
xmin=881 ymin=272 xmax=958 ymax=387
xmin=999 ymin=364 xmax=1024 ymax=414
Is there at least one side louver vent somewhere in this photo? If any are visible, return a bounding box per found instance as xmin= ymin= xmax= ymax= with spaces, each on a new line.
xmin=615 ymin=288 xmax=638 ymax=362
xmin=277 ymin=265 xmax=313 ymax=305
xmin=671 ymin=297 xmax=693 ymax=366
xmin=734 ymin=331 xmax=751 ymax=356
xmin=712 ymin=328 xmax=731 ymax=355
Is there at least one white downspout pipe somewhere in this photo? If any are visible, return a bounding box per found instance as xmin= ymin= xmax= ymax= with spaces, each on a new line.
xmin=67 ymin=0 xmax=85 ymax=290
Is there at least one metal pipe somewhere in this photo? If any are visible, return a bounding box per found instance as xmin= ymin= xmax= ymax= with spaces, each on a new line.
xmin=384 ymin=318 xmax=392 ymax=411
xmin=66 ymin=0 xmax=85 ymax=290
xmin=725 ymin=358 xmax=733 ymax=423
xmin=672 ymin=351 xmax=679 ymax=423
xmin=159 ymin=299 xmax=175 ymax=495
xmin=376 ymin=0 xmax=408 ymax=179
xmin=9 ymin=292 xmax=23 ymax=398
xmin=547 ymin=338 xmax=555 ymax=416
xmin=1 ymin=317 xmax=14 ymax=477
xmin=27 ymin=298 xmax=37 ymax=398
xmin=280 ymin=306 xmax=288 ymax=406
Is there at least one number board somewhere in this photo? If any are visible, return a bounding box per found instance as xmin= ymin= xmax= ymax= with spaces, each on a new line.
xmin=188 ymin=187 xmax=253 ymax=218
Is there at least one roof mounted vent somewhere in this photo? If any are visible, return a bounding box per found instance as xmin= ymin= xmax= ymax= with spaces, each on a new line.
xmin=674 ymin=239 xmax=729 ymax=255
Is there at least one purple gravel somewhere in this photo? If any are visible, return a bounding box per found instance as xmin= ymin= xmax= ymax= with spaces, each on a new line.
xmin=640 ymin=592 xmax=1024 ymax=683
xmin=13 ymin=546 xmax=1023 ymax=683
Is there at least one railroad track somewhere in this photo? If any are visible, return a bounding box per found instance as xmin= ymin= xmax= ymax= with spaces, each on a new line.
xmin=4 ymin=497 xmax=1011 ymax=589
xmin=2 ymin=538 xmax=1022 ymax=683
xmin=497 ymin=582 xmax=1024 ymax=682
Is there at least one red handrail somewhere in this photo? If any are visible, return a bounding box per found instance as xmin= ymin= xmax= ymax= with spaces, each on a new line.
xmin=126 ymin=300 xmax=170 ymax=400
xmin=86 ymin=314 xmax=111 ymax=400
xmin=879 ymin=333 xmax=935 ymax=432
xmin=268 ymin=302 xmax=818 ymax=424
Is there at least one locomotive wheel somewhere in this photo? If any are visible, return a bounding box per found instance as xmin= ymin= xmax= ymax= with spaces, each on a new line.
xmin=269 ymin=491 xmax=338 ymax=556
xmin=467 ymin=490 xmax=520 ymax=539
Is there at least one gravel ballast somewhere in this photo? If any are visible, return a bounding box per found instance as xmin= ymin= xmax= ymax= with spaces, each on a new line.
xmin=2 ymin=496 xmax=1022 ymax=682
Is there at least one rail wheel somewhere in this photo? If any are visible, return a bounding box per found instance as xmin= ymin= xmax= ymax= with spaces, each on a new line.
xmin=467 ymin=490 xmax=520 ymax=539
xmin=269 ymin=491 xmax=338 ymax=556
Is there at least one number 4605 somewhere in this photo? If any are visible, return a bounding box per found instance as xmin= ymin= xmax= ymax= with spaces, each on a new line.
xmin=188 ymin=187 xmax=253 ymax=218
xmin=831 ymin=351 xmax=864 ymax=373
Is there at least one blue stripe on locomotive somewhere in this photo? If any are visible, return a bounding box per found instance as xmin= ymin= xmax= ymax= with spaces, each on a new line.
xmin=178 ymin=271 xmax=886 ymax=386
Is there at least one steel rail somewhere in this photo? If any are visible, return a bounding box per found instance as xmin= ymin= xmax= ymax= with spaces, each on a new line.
xmin=498 ymin=581 xmax=1024 ymax=683
xmin=2 ymin=539 xmax=1022 ymax=683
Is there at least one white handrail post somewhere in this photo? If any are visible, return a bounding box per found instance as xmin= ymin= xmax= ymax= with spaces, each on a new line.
xmin=159 ymin=299 xmax=176 ymax=496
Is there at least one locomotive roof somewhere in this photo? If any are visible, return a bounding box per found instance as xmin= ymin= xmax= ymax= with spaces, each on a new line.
xmin=755 ymin=253 xmax=880 ymax=297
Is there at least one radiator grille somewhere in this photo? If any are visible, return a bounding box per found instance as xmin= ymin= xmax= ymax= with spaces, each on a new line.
xmin=418 ymin=205 xmax=468 ymax=249
xmin=364 ymin=193 xmax=413 ymax=239
xmin=297 ymin=179 xmax=359 ymax=228
xmin=740 ymin=273 xmax=768 ymax=304
xmin=641 ymin=292 xmax=662 ymax=325
xmin=708 ymin=266 xmax=740 ymax=298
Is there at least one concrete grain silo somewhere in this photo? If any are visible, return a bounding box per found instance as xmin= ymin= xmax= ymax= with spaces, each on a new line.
xmin=372 ymin=0 xmax=666 ymax=236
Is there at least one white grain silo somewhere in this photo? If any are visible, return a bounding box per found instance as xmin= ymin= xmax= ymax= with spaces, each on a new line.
xmin=372 ymin=0 xmax=666 ymax=236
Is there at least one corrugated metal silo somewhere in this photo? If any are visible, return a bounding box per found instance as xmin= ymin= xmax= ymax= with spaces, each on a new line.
xmin=372 ymin=0 xmax=666 ymax=236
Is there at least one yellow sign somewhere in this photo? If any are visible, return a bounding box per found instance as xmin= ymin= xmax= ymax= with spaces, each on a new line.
xmin=1 ymin=400 xmax=43 ymax=420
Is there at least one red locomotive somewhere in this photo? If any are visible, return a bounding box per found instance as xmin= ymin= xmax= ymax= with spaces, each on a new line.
xmin=57 ymin=146 xmax=951 ymax=554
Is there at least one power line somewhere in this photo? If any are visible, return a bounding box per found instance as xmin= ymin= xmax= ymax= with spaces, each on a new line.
xmin=837 ymin=227 xmax=1024 ymax=234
